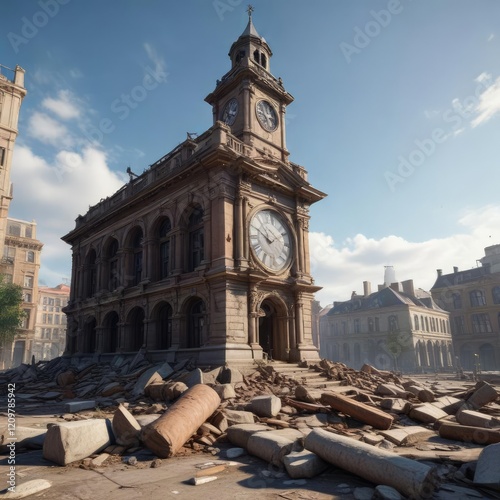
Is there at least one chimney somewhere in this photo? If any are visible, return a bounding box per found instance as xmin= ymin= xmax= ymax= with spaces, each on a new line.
xmin=390 ymin=282 xmax=400 ymax=292
xmin=351 ymin=291 xmax=357 ymax=299
xmin=453 ymin=266 xmax=459 ymax=273
xmin=402 ymin=279 xmax=415 ymax=296
xmin=437 ymin=269 xmax=442 ymax=277
xmin=363 ymin=281 xmax=372 ymax=297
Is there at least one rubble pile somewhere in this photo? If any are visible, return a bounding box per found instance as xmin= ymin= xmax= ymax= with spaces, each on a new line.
xmin=2 ymin=356 xmax=500 ymax=499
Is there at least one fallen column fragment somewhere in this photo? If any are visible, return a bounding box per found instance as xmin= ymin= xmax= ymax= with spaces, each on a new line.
xmin=304 ymin=428 xmax=437 ymax=499
xmin=247 ymin=428 xmax=303 ymax=467
xmin=283 ymin=449 xmax=329 ymax=479
xmin=465 ymin=382 xmax=499 ymax=410
xmin=141 ymin=384 xmax=220 ymax=458
xmin=438 ymin=422 xmax=500 ymax=445
xmin=320 ymin=392 xmax=394 ymax=430
xmin=456 ymin=409 xmax=500 ymax=428
xmin=226 ymin=423 xmax=272 ymax=448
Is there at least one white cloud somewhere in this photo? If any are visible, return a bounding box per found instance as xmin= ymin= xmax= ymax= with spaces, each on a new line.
xmin=9 ymin=145 xmax=126 ymax=285
xmin=27 ymin=111 xmax=73 ymax=147
xmin=310 ymin=205 xmax=500 ymax=306
xmin=471 ymin=75 xmax=500 ymax=127
xmin=42 ymin=90 xmax=81 ymax=120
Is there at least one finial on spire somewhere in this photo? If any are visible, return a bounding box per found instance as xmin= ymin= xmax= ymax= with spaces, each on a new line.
xmin=247 ymin=4 xmax=254 ymax=19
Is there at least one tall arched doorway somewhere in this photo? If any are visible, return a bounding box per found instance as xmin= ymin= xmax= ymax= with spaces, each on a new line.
xmin=258 ymin=298 xmax=288 ymax=361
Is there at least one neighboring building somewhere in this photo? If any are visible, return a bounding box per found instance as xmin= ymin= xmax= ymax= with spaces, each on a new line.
xmin=61 ymin=13 xmax=326 ymax=366
xmin=0 ymin=64 xmax=26 ymax=260
xmin=431 ymin=244 xmax=500 ymax=371
xmin=32 ymin=284 xmax=70 ymax=361
xmin=320 ymin=279 xmax=453 ymax=373
xmin=0 ymin=218 xmax=43 ymax=368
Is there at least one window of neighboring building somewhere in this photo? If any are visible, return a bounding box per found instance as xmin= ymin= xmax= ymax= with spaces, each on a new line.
xmin=188 ymin=207 xmax=204 ymax=271
xmin=8 ymin=224 xmax=21 ymax=236
xmin=388 ymin=315 xmax=399 ymax=332
xmin=47 ymin=314 xmax=53 ymax=324
xmin=24 ymin=293 xmax=32 ymax=303
xmin=108 ymin=239 xmax=119 ymax=290
xmin=26 ymin=250 xmax=34 ymax=263
xmin=470 ymin=289 xmax=486 ymax=307
xmin=159 ymin=218 xmax=172 ymax=279
xmin=25 ymin=227 xmax=32 ymax=238
xmin=492 ymin=286 xmax=500 ymax=304
xmin=55 ymin=298 xmax=61 ymax=306
xmin=374 ymin=317 xmax=380 ymax=332
xmin=55 ymin=315 xmax=60 ymax=325
xmin=414 ymin=315 xmax=419 ymax=330
xmin=472 ymin=313 xmax=492 ymax=333
xmin=3 ymin=246 xmax=15 ymax=263
xmin=24 ymin=275 xmax=33 ymax=288
xmin=454 ymin=316 xmax=465 ymax=334
xmin=452 ymin=293 xmax=462 ymax=309
xmin=3 ymin=274 xmax=13 ymax=283
xmin=0 ymin=147 xmax=5 ymax=166
xmin=20 ymin=309 xmax=30 ymax=329
xmin=368 ymin=317 xmax=374 ymax=332
xmin=333 ymin=323 xmax=340 ymax=335
xmin=353 ymin=318 xmax=361 ymax=334
xmin=343 ymin=343 xmax=350 ymax=361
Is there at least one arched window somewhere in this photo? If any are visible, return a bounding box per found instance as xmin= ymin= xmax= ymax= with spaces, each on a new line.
xmin=26 ymin=251 xmax=35 ymax=263
xmin=425 ymin=317 xmax=429 ymax=331
xmin=187 ymin=299 xmax=205 ymax=348
xmin=159 ymin=218 xmax=172 ymax=279
xmin=388 ymin=315 xmax=399 ymax=332
xmin=414 ymin=315 xmax=419 ymax=330
xmin=188 ymin=207 xmax=204 ymax=271
xmin=368 ymin=317 xmax=374 ymax=332
xmin=85 ymin=249 xmax=97 ymax=298
xmin=470 ymin=289 xmax=486 ymax=307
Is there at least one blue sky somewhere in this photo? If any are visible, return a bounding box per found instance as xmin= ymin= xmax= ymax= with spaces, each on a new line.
xmin=2 ymin=0 xmax=500 ymax=306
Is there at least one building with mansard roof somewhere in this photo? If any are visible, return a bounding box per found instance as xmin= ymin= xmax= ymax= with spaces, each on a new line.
xmin=61 ymin=13 xmax=326 ymax=366
xmin=431 ymin=244 xmax=500 ymax=371
xmin=320 ymin=278 xmax=453 ymax=373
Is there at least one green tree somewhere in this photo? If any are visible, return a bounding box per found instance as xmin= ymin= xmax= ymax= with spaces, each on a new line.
xmin=0 ymin=276 xmax=25 ymax=346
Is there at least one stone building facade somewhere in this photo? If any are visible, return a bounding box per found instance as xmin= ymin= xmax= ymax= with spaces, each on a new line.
xmin=431 ymin=244 xmax=500 ymax=371
xmin=320 ymin=280 xmax=453 ymax=373
xmin=32 ymin=283 xmax=70 ymax=361
xmin=62 ymin=15 xmax=326 ymax=366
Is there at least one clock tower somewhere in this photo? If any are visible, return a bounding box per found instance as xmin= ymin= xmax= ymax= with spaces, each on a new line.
xmin=205 ymin=7 xmax=293 ymax=162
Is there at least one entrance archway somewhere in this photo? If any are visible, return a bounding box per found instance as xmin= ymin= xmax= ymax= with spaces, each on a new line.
xmin=257 ymin=298 xmax=288 ymax=361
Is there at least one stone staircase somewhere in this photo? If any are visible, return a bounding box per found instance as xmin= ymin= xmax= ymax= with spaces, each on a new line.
xmin=268 ymin=361 xmax=344 ymax=390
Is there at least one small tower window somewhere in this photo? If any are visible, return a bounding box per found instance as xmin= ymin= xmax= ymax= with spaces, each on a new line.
xmin=260 ymin=53 xmax=267 ymax=69
xmin=253 ymin=49 xmax=260 ymax=63
xmin=235 ymin=50 xmax=245 ymax=64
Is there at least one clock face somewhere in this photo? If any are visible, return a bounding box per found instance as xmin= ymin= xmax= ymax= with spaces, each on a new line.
xmin=256 ymin=100 xmax=278 ymax=132
xmin=222 ymin=98 xmax=238 ymax=126
xmin=249 ymin=209 xmax=292 ymax=272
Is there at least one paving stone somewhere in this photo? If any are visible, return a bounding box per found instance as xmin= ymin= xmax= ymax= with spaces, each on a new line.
xmin=42 ymin=419 xmax=113 ymax=465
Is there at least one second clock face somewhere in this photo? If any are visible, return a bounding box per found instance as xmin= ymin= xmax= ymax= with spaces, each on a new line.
xmin=249 ymin=209 xmax=292 ymax=272
xmin=256 ymin=100 xmax=278 ymax=132
xmin=222 ymin=98 xmax=238 ymax=126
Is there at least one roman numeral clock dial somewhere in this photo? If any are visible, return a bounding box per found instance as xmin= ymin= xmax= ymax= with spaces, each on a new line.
xmin=249 ymin=209 xmax=292 ymax=272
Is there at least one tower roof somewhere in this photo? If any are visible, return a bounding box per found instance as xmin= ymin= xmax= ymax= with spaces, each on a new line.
xmin=240 ymin=16 xmax=264 ymax=41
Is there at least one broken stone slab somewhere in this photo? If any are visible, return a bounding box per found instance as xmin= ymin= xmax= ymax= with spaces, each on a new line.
xmin=112 ymin=404 xmax=141 ymax=447
xmin=141 ymin=384 xmax=221 ymax=458
xmin=379 ymin=426 xmax=436 ymax=446
xmin=473 ymin=442 xmax=500 ymax=491
xmin=100 ymin=382 xmax=124 ymax=397
xmin=209 ymin=410 xmax=228 ymax=433
xmin=375 ymin=384 xmax=410 ymax=398
xmin=131 ymin=366 xmax=163 ymax=396
xmin=211 ymin=383 xmax=236 ymax=400
xmin=42 ymin=419 xmax=113 ymax=466
xmin=164 ymin=381 xmax=189 ymax=400
xmin=173 ymin=368 xmax=204 ymax=388
xmin=135 ymin=414 xmax=162 ymax=427
xmin=320 ymin=392 xmax=394 ymax=430
xmin=201 ymin=366 xmax=221 ymax=385
xmin=466 ymin=382 xmax=499 ymax=410
xmin=363 ymin=433 xmax=385 ymax=446
xmin=0 ymin=479 xmax=52 ymax=499
xmin=56 ymin=370 xmax=75 ymax=386
xmin=406 ymin=385 xmax=435 ymax=403
xmin=246 ymin=394 xmax=281 ymax=418
xmin=456 ymin=409 xmax=500 ymax=428
xmin=91 ymin=452 xmax=110 ymax=467
xmin=226 ymin=423 xmax=273 ymax=449
xmin=223 ymin=409 xmax=256 ymax=425
xmin=283 ymin=449 xmax=329 ymax=479
xmin=0 ymin=426 xmax=46 ymax=452
xmin=432 ymin=396 xmax=463 ymax=415
xmin=380 ymin=398 xmax=411 ymax=414
xmin=247 ymin=428 xmax=303 ymax=467
xmin=408 ymin=403 xmax=448 ymax=424
xmin=294 ymin=413 xmax=330 ymax=428
xmin=438 ymin=422 xmax=500 ymax=445
xmin=373 ymin=485 xmax=402 ymax=499
xmin=295 ymin=385 xmax=317 ymax=403
xmin=304 ymin=428 xmax=437 ymax=499
xmin=64 ymin=400 xmax=96 ymax=413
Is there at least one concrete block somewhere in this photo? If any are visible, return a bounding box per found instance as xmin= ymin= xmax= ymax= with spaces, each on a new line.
xmin=409 ymin=403 xmax=448 ymax=423
xmin=112 ymin=404 xmax=141 ymax=447
xmin=247 ymin=395 xmax=281 ymax=417
xmin=457 ymin=409 xmax=500 ymax=428
xmin=283 ymin=449 xmax=328 ymax=478
xmin=474 ymin=442 xmax=500 ymax=490
xmin=43 ymin=419 xmax=113 ymax=465
xmin=64 ymin=400 xmax=96 ymax=413
xmin=226 ymin=423 xmax=272 ymax=448
xmin=211 ymin=383 xmax=236 ymax=400
xmin=223 ymin=409 xmax=256 ymax=425
xmin=247 ymin=429 xmax=301 ymax=466
xmin=0 ymin=426 xmax=46 ymax=452
xmin=379 ymin=426 xmax=436 ymax=446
